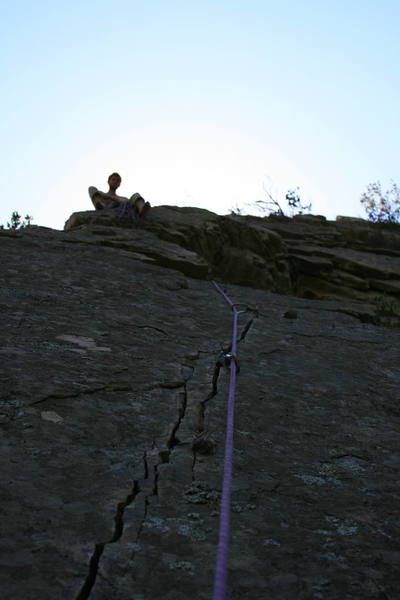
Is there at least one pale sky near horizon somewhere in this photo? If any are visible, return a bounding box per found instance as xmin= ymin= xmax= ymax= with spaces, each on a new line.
xmin=1 ymin=0 xmax=399 ymax=230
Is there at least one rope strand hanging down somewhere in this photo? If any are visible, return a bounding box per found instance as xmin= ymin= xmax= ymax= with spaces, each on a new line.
xmin=211 ymin=280 xmax=243 ymax=600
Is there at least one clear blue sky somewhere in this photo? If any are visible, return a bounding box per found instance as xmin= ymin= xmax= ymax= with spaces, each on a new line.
xmin=1 ymin=0 xmax=399 ymax=229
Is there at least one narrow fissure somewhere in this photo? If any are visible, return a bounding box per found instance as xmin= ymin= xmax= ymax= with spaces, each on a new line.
xmin=153 ymin=466 xmax=159 ymax=496
xmin=167 ymin=383 xmax=188 ymax=449
xmin=134 ymin=496 xmax=150 ymax=550
xmin=238 ymin=318 xmax=254 ymax=342
xmin=75 ymin=372 xmax=193 ymax=599
xmin=75 ymin=480 xmax=140 ymax=600
xmin=191 ymin=450 xmax=197 ymax=482
xmin=143 ymin=451 xmax=149 ymax=479
xmin=191 ymin=312 xmax=256 ymax=481
xmin=30 ymin=385 xmax=107 ymax=406
xmin=75 ymin=544 xmax=104 ymax=600
xmin=203 ymin=315 xmax=256 ymax=406
xmin=75 ymin=311 xmax=255 ymax=600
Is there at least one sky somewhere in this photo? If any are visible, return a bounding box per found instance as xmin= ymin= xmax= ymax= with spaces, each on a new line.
xmin=1 ymin=0 xmax=399 ymax=230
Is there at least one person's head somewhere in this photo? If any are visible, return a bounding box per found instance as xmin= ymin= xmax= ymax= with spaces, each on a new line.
xmin=108 ymin=172 xmax=122 ymax=190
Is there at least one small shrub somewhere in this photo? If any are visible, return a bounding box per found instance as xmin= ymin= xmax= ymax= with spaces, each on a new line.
xmin=360 ymin=181 xmax=400 ymax=223
xmin=230 ymin=183 xmax=312 ymax=218
xmin=0 ymin=212 xmax=33 ymax=230
xmin=251 ymin=185 xmax=312 ymax=217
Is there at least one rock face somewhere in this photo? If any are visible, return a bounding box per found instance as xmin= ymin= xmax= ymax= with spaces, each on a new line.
xmin=1 ymin=209 xmax=399 ymax=600
xmin=64 ymin=207 xmax=400 ymax=326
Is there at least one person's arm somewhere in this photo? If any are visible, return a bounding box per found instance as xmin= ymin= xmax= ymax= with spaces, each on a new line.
xmin=89 ymin=188 xmax=106 ymax=209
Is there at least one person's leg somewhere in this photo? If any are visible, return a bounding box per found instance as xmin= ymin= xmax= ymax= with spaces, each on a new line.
xmin=128 ymin=193 xmax=142 ymax=207
xmin=128 ymin=193 xmax=151 ymax=217
xmin=139 ymin=201 xmax=151 ymax=217
xmin=127 ymin=193 xmax=142 ymax=217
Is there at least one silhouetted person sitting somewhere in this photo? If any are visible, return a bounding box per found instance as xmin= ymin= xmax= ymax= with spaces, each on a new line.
xmin=88 ymin=172 xmax=150 ymax=217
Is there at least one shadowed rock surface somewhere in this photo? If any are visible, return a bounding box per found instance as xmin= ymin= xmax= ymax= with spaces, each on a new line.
xmin=65 ymin=207 xmax=400 ymax=326
xmin=1 ymin=209 xmax=399 ymax=599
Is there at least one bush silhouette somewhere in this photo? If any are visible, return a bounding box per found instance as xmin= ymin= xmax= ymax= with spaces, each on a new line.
xmin=360 ymin=181 xmax=400 ymax=223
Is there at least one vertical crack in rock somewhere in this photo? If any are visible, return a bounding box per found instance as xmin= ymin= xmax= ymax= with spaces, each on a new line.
xmin=75 ymin=544 xmax=104 ymax=600
xmin=77 ymin=448 xmax=159 ymax=600
xmin=238 ymin=317 xmax=254 ymax=342
xmin=75 ymin=480 xmax=140 ymax=600
xmin=129 ymin=454 xmax=153 ymax=561
xmin=134 ymin=496 xmax=150 ymax=550
xmin=167 ymin=383 xmax=188 ymax=450
xmin=76 ymin=369 xmax=196 ymax=599
xmin=75 ymin=315 xmax=255 ymax=599
xmin=191 ymin=450 xmax=197 ymax=482
xmin=191 ymin=315 xmax=256 ymax=481
xmin=142 ymin=450 xmax=149 ymax=479
xmin=202 ymin=315 xmax=256 ymax=406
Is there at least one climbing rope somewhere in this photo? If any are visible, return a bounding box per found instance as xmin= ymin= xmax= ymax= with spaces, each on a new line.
xmin=211 ymin=280 xmax=243 ymax=600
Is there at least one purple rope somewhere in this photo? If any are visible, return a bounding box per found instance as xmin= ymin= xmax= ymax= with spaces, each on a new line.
xmin=211 ymin=280 xmax=240 ymax=600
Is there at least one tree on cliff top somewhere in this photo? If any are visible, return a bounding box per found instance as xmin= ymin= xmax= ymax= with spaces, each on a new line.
xmin=361 ymin=181 xmax=400 ymax=223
